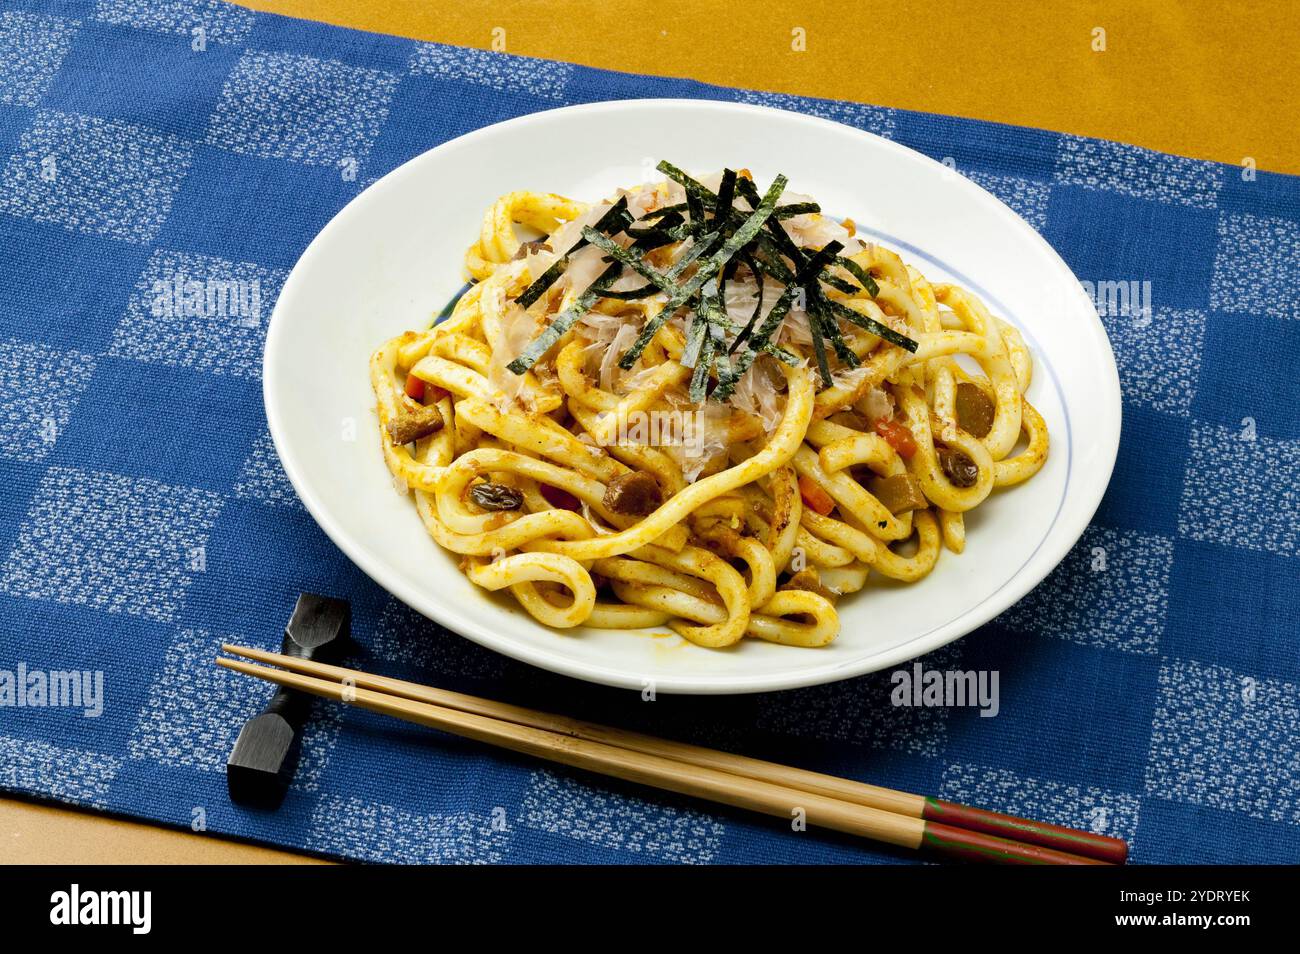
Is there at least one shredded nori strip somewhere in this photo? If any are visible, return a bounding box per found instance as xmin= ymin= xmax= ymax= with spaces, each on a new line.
xmin=661 ymin=167 xmax=846 ymax=305
xmin=797 ymin=240 xmax=855 ymax=377
xmin=657 ymin=161 xmax=713 ymax=205
xmin=685 ymin=188 xmax=705 ymax=230
xmin=799 ymin=241 xmax=846 ymax=286
xmin=735 ymin=175 xmax=793 ymax=255
xmin=728 ymin=253 xmax=765 ymax=354
xmin=713 ymin=169 xmax=737 ymax=227
xmin=626 ymin=210 xmax=685 ymax=252
xmin=699 ymin=306 xmax=798 ymax=364
xmin=806 ymin=303 xmax=833 ymax=389
xmin=773 ymin=201 xmax=820 ymax=218
xmin=662 ymin=165 xmax=815 ymax=270
xmin=624 ymin=227 xmax=678 ymax=249
xmin=715 ymin=240 xmax=844 ymax=395
xmin=506 ymin=262 xmax=621 ymax=374
xmin=831 ymin=255 xmax=880 ymax=298
xmin=688 ymin=331 xmax=714 ymax=404
xmin=790 ymin=237 xmax=852 ymax=369
xmin=797 ymin=244 xmax=852 ymax=389
xmin=692 ymin=279 xmax=732 ymax=387
xmin=595 ymin=283 xmax=660 ymax=300
xmin=708 ymin=317 xmax=732 ymax=385
xmin=747 ymin=240 xmax=797 ymax=284
xmin=818 ymin=271 xmax=860 ymax=296
xmin=763 ymin=342 xmax=802 ymax=366
xmin=807 ymin=286 xmax=860 ymax=373
xmin=617 ymin=172 xmax=788 ymax=370
xmin=713 ymin=311 xmax=798 ymax=365
xmin=680 ymin=309 xmax=709 ymax=370
xmin=712 ymin=283 xmax=802 ymax=400
xmin=582 ymin=227 xmax=677 ymax=291
xmin=513 ymin=258 xmax=568 ymax=310
xmin=658 ymin=161 xmax=816 ymax=219
xmin=506 ymin=161 xmax=916 ymax=400
xmin=717 ymin=256 xmax=738 ymax=311
xmin=513 ymin=198 xmax=630 ymax=309
xmin=638 ymin=203 xmax=689 ymax=222
xmin=634 ymin=209 xmax=685 ymax=232
xmin=666 ymin=229 xmax=725 ymax=281
xmin=732 ymin=177 xmax=858 ymax=296
xmin=822 ymin=297 xmax=918 ymax=352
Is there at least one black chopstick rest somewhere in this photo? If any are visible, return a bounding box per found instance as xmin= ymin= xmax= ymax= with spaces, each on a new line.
xmin=226 ymin=593 xmax=352 ymax=807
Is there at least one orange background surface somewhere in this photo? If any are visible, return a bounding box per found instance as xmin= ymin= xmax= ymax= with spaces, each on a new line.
xmin=4 ymin=0 xmax=1297 ymax=865
xmin=246 ymin=0 xmax=1299 ymax=174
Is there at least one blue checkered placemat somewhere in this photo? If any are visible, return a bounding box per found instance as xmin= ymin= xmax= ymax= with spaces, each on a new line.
xmin=1 ymin=0 xmax=1297 ymax=865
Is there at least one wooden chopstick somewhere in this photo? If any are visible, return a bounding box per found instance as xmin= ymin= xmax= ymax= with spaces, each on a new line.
xmin=223 ymin=644 xmax=1126 ymax=863
xmin=217 ymin=647 xmax=1120 ymax=865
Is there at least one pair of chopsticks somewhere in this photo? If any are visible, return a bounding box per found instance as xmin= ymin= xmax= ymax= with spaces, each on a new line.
xmin=217 ymin=646 xmax=1127 ymax=865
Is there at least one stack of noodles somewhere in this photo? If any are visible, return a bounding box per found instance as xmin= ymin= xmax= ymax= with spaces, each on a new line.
xmin=369 ymin=162 xmax=1049 ymax=648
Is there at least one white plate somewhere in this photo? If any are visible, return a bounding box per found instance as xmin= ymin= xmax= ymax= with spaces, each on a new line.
xmin=265 ymin=99 xmax=1120 ymax=694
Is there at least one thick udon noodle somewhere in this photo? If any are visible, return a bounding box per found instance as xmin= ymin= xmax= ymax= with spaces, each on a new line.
xmin=370 ymin=173 xmax=1049 ymax=649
